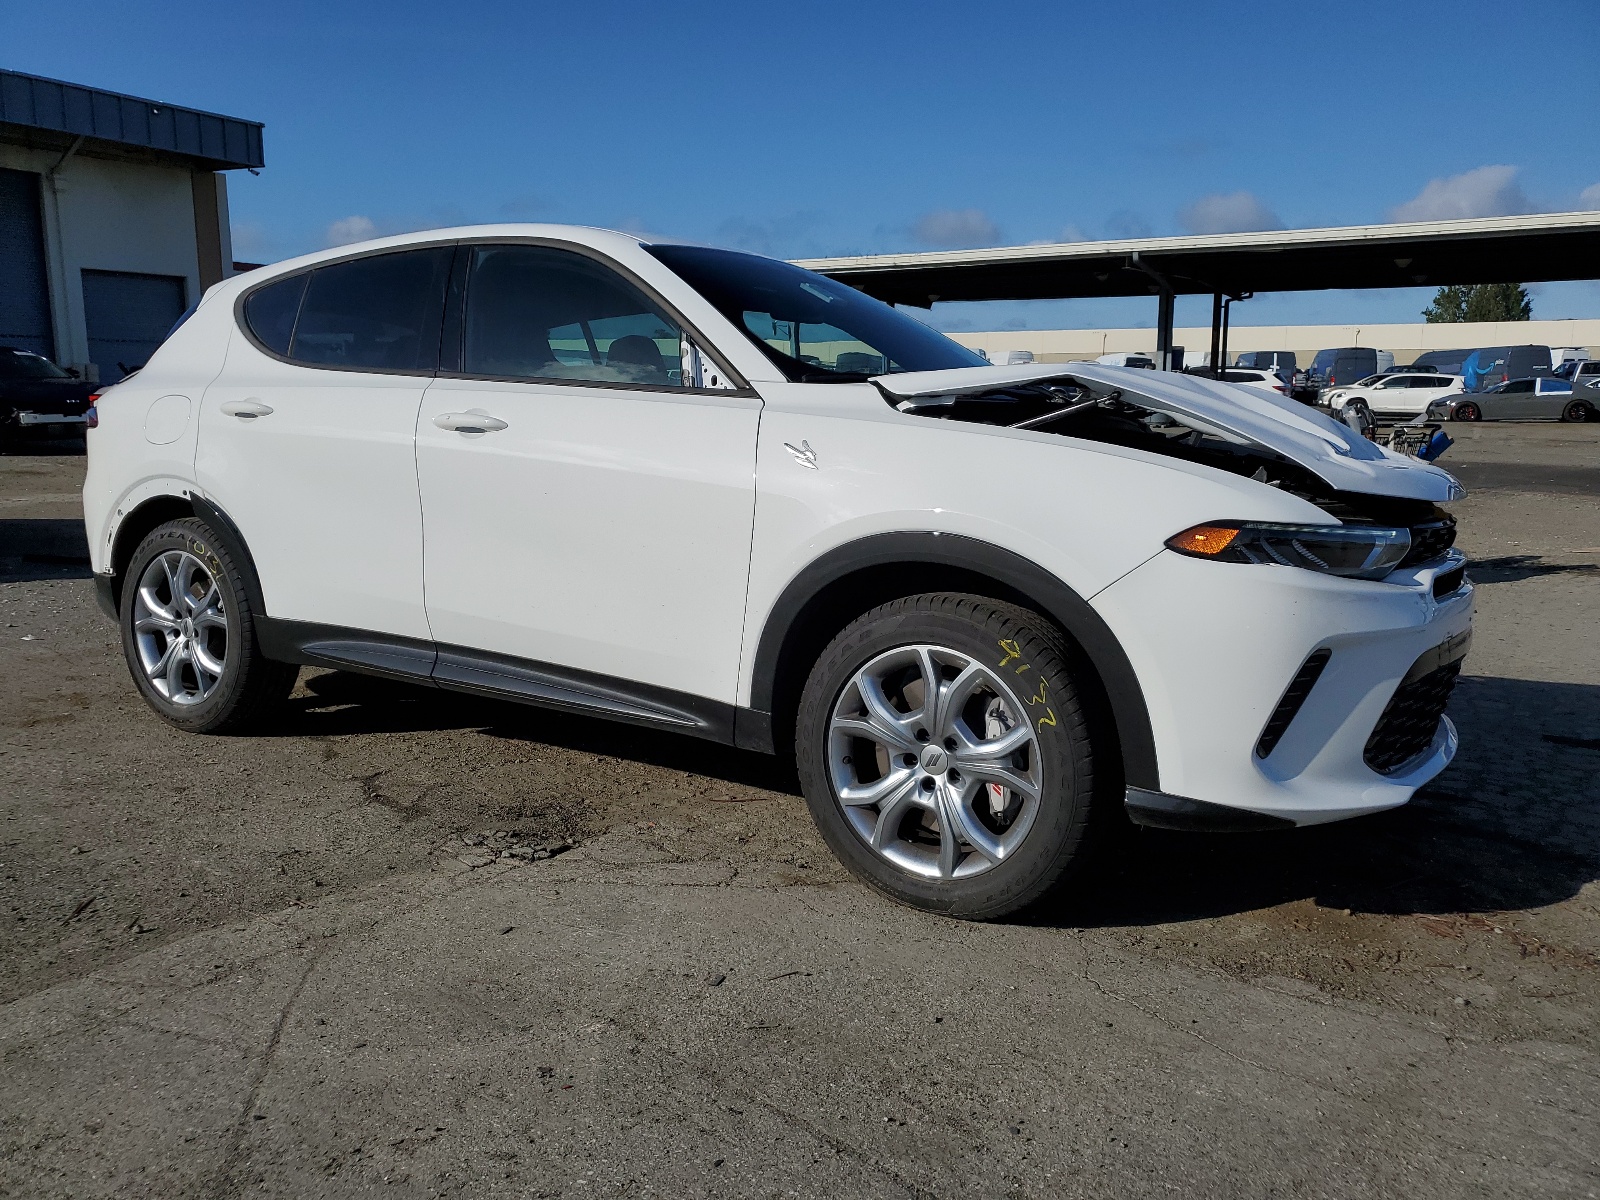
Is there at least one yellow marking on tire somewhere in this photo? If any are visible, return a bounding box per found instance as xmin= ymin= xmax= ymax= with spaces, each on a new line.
xmin=997 ymin=638 xmax=1022 ymax=669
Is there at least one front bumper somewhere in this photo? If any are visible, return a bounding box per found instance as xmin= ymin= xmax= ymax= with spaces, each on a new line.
xmin=1095 ymin=548 xmax=1473 ymax=827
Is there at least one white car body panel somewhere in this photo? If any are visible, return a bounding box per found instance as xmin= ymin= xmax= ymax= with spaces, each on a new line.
xmin=85 ymin=223 xmax=1476 ymax=830
xmin=194 ymin=330 xmax=434 ymax=640
xmin=416 ymin=375 xmax=761 ymax=701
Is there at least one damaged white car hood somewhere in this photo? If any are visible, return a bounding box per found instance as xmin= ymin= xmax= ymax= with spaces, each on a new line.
xmin=876 ymin=363 xmax=1466 ymax=503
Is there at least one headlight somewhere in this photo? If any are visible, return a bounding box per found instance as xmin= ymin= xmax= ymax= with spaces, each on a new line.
xmin=1166 ymin=522 xmax=1412 ymax=580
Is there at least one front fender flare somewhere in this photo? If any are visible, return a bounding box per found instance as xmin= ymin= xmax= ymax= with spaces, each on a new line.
xmin=746 ymin=532 xmax=1159 ymax=791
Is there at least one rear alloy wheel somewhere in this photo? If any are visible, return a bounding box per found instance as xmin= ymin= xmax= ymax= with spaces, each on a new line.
xmin=1454 ymin=402 xmax=1481 ymax=422
xmin=1562 ymin=399 xmax=1595 ymax=423
xmin=796 ymin=593 xmax=1101 ymax=920
xmin=121 ymin=517 xmax=297 ymax=733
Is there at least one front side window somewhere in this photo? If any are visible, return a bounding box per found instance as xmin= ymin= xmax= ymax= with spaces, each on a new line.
xmin=249 ymin=247 xmax=453 ymax=371
xmin=461 ymin=245 xmax=686 ymax=387
xmin=646 ymin=244 xmax=986 ymax=381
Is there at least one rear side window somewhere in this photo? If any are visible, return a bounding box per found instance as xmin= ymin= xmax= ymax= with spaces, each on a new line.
xmin=460 ymin=245 xmax=686 ymax=387
xmin=244 ymin=248 xmax=453 ymax=371
xmin=243 ymin=274 xmax=308 ymax=356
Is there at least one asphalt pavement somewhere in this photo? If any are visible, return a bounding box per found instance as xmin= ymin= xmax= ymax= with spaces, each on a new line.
xmin=2 ymin=423 xmax=1597 ymax=1198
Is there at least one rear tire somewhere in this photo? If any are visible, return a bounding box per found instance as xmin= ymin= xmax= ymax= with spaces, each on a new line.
xmin=119 ymin=517 xmax=297 ymax=733
xmin=1454 ymin=402 xmax=1481 ymax=422
xmin=1562 ymin=400 xmax=1594 ymax=423
xmin=795 ymin=593 xmax=1102 ymax=920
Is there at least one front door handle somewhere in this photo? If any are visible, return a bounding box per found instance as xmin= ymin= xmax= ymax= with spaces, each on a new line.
xmin=220 ymin=400 xmax=273 ymax=419
xmin=433 ymin=411 xmax=508 ymax=433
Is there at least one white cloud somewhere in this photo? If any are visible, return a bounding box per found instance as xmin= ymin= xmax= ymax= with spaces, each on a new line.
xmin=1580 ymin=181 xmax=1600 ymax=211
xmin=325 ymin=215 xmax=378 ymax=246
xmin=912 ymin=208 xmax=1002 ymax=249
xmin=1389 ymin=165 xmax=1532 ymax=222
xmin=1178 ymin=191 xmax=1283 ymax=235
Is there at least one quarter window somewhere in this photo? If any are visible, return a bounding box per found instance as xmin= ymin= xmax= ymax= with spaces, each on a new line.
xmin=277 ymin=247 xmax=452 ymax=371
xmin=461 ymin=245 xmax=686 ymax=387
xmin=242 ymin=273 xmax=308 ymax=356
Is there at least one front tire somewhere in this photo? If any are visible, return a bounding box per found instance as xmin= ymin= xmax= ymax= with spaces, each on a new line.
xmin=120 ymin=517 xmax=297 ymax=733
xmin=795 ymin=594 xmax=1101 ymax=920
xmin=1454 ymin=402 xmax=1481 ymax=422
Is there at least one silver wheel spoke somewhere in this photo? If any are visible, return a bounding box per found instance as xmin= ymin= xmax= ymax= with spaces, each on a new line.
xmin=856 ymin=676 xmax=920 ymax=751
xmin=934 ymin=661 xmax=985 ymax=735
xmin=165 ymin=643 xmax=190 ymax=696
xmin=954 ymin=720 xmax=1034 ymax=762
xmin=942 ymin=782 xmax=1008 ymax=864
xmin=870 ymin=778 xmax=922 ymax=850
xmin=136 ymin=584 xmax=180 ymax=625
xmin=194 ymin=607 xmax=227 ymax=632
xmin=935 ymin=786 xmax=962 ymax=879
xmin=839 ymin=765 xmax=916 ymax=807
xmin=961 ymin=759 xmax=1040 ymax=801
xmin=190 ymin=640 xmax=225 ymax=679
xmin=135 ymin=613 xmax=179 ymax=635
xmin=913 ymin=647 xmax=942 ymax=731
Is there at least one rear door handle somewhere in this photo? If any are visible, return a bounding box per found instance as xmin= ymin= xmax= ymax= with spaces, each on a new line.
xmin=221 ymin=400 xmax=273 ymax=419
xmin=433 ymin=411 xmax=508 ymax=433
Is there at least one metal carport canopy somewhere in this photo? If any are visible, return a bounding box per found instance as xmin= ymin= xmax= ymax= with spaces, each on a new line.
xmin=794 ymin=212 xmax=1600 ymax=306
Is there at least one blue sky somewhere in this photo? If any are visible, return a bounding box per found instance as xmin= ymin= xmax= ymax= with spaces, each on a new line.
xmin=9 ymin=0 xmax=1600 ymax=331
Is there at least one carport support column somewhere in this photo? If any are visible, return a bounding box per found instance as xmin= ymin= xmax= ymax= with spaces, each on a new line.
xmin=1209 ymin=292 xmax=1223 ymax=376
xmin=1156 ymin=289 xmax=1176 ymax=371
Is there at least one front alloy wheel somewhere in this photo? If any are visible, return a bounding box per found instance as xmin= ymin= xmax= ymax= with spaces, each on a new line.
xmin=828 ymin=644 xmax=1042 ymax=881
xmin=796 ymin=593 xmax=1102 ymax=920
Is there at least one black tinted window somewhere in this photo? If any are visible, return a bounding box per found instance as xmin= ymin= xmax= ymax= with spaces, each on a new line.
xmin=243 ymin=273 xmax=308 ymax=356
xmin=288 ymin=248 xmax=452 ymax=371
xmin=462 ymin=246 xmax=684 ymax=386
xmin=647 ymin=244 xmax=985 ymax=380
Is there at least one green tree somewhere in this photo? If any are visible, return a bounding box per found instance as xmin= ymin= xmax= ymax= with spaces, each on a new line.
xmin=1423 ymin=283 xmax=1532 ymax=322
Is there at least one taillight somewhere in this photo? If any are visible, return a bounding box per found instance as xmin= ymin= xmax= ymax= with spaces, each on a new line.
xmin=1273 ymin=385 xmax=1287 ymax=392
xmin=85 ymin=392 xmax=101 ymax=430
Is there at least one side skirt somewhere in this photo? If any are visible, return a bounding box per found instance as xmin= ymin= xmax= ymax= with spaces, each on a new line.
xmin=255 ymin=617 xmax=739 ymax=745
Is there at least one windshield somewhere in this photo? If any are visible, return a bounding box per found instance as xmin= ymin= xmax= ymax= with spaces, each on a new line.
xmin=0 ymin=348 xmax=71 ymax=380
xmin=645 ymin=245 xmax=986 ymax=381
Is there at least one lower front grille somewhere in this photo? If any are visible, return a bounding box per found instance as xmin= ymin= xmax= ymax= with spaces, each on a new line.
xmin=1363 ymin=638 xmax=1469 ymax=773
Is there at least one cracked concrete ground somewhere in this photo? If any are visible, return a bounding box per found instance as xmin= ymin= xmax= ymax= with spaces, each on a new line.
xmin=2 ymin=422 xmax=1598 ymax=1198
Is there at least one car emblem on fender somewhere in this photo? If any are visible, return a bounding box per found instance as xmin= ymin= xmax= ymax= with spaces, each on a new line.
xmin=783 ymin=440 xmax=818 ymax=469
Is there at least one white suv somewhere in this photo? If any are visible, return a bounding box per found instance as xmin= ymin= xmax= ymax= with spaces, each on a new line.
xmin=83 ymin=225 xmax=1472 ymax=919
xmin=1324 ymin=371 xmax=1465 ymax=422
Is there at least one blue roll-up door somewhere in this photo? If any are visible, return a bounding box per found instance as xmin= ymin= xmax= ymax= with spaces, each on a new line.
xmin=81 ymin=269 xmax=187 ymax=382
xmin=0 ymin=166 xmax=54 ymax=359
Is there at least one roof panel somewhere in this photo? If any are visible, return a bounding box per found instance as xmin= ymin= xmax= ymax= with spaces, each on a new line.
xmin=0 ymin=68 xmax=264 ymax=170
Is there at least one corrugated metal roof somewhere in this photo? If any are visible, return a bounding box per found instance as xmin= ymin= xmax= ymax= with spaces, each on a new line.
xmin=0 ymin=69 xmax=263 ymax=170
xmin=795 ymin=212 xmax=1600 ymax=303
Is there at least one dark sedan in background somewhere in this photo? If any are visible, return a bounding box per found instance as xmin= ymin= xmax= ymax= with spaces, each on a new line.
xmin=0 ymin=348 xmax=95 ymax=451
xmin=1428 ymin=376 xmax=1595 ymax=422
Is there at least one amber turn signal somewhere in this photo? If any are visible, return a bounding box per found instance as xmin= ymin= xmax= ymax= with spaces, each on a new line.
xmin=1166 ymin=524 xmax=1240 ymax=556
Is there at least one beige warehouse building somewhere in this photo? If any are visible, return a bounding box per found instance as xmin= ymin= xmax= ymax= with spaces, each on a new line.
xmin=949 ymin=319 xmax=1600 ymax=368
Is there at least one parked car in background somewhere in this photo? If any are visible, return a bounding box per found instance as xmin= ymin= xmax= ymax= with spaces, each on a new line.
xmin=1428 ymin=376 xmax=1592 ymax=422
xmin=82 ymin=223 xmax=1472 ymax=920
xmin=0 ymin=347 xmax=96 ymax=452
xmin=1185 ymin=366 xmax=1289 ymax=395
xmin=1411 ymin=345 xmax=1552 ymax=392
xmin=1555 ymin=358 xmax=1599 ymax=385
xmin=1095 ymin=351 xmax=1156 ymax=368
xmin=1323 ymin=372 xmax=1464 ymax=424
xmin=1234 ymin=351 xmax=1297 ymax=375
